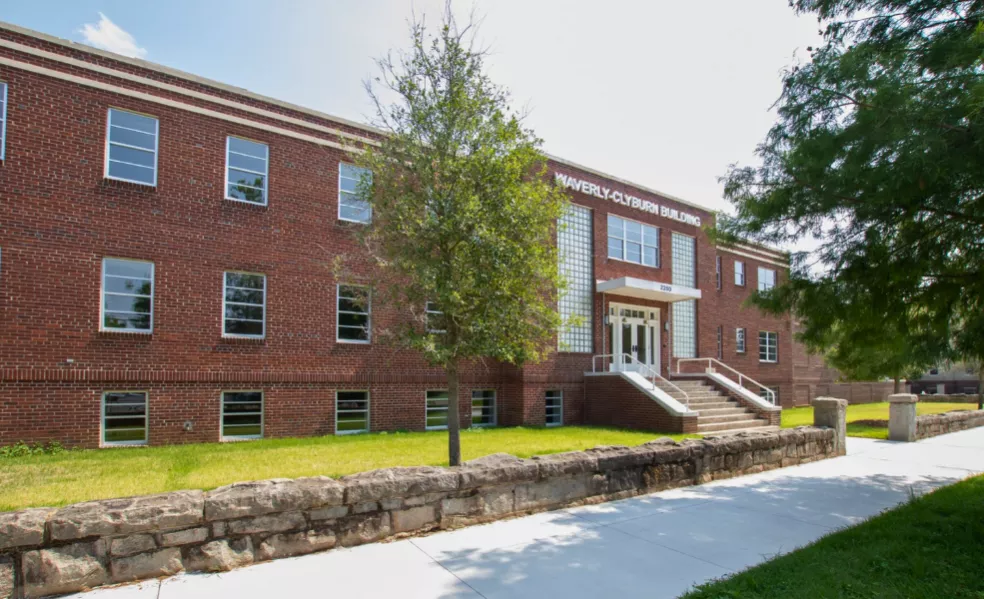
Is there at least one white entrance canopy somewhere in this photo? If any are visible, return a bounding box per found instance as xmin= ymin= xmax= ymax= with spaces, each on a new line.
xmin=596 ymin=277 xmax=702 ymax=303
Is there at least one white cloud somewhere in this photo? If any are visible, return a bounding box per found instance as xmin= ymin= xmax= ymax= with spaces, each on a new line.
xmin=79 ymin=13 xmax=147 ymax=59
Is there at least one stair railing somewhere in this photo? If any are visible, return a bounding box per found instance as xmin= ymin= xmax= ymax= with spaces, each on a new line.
xmin=675 ymin=357 xmax=777 ymax=405
xmin=592 ymin=353 xmax=691 ymax=408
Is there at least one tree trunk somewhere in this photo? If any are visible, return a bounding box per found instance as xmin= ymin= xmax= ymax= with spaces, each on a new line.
xmin=978 ymin=364 xmax=984 ymax=411
xmin=447 ymin=359 xmax=462 ymax=467
xmin=893 ymin=377 xmax=901 ymax=394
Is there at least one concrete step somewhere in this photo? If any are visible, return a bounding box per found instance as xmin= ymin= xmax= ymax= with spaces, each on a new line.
xmin=694 ymin=407 xmax=749 ymax=417
xmin=703 ymin=425 xmax=781 ymax=437
xmin=697 ymin=413 xmax=758 ymax=425
xmin=682 ymin=401 xmax=738 ymax=410
xmin=697 ymin=419 xmax=771 ymax=433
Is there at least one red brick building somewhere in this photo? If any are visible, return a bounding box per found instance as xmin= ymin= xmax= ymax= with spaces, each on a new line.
xmin=0 ymin=22 xmax=814 ymax=448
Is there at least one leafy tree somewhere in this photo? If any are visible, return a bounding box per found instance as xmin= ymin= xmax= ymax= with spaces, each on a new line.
xmin=718 ymin=0 xmax=984 ymax=386
xmin=355 ymin=6 xmax=569 ymax=466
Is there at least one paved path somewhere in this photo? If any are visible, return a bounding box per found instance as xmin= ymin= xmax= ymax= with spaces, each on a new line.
xmin=72 ymin=428 xmax=984 ymax=599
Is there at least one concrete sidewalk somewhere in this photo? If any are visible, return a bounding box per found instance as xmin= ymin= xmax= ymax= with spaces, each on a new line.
xmin=71 ymin=428 xmax=984 ymax=599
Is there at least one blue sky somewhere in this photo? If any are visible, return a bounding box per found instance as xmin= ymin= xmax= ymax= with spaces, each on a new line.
xmin=1 ymin=1 xmax=822 ymax=215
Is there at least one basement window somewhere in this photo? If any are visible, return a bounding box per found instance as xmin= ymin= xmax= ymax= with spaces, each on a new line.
xmin=102 ymin=391 xmax=148 ymax=446
xmin=426 ymin=390 xmax=449 ymax=430
xmin=471 ymin=389 xmax=496 ymax=427
xmin=545 ymin=390 xmax=563 ymax=427
xmin=336 ymin=391 xmax=369 ymax=435
xmin=221 ymin=391 xmax=263 ymax=440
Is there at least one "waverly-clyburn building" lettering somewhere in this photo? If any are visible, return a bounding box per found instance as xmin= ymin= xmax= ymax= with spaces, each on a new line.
xmin=0 ymin=21 xmax=828 ymax=448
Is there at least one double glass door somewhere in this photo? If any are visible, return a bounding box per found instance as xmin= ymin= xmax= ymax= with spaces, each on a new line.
xmin=608 ymin=304 xmax=660 ymax=373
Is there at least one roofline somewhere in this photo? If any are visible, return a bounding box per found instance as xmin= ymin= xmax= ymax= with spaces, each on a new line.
xmin=546 ymin=153 xmax=713 ymax=216
xmin=0 ymin=20 xmax=387 ymax=137
xmin=0 ymin=18 xmax=788 ymax=258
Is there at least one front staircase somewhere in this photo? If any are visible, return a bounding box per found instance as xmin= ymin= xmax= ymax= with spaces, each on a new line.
xmin=656 ymin=379 xmax=776 ymax=434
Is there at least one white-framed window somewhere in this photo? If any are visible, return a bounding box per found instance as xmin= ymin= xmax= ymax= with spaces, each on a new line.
xmin=221 ymin=391 xmax=263 ymax=440
xmin=716 ymin=325 xmax=723 ymax=359
xmin=758 ymin=267 xmax=776 ymax=291
xmin=0 ymin=82 xmax=7 ymax=160
xmin=226 ymin=136 xmax=269 ymax=205
xmin=607 ymin=214 xmax=659 ymax=267
xmin=426 ymin=390 xmax=449 ymax=430
xmin=715 ymin=256 xmax=722 ymax=290
xmin=223 ymin=272 xmax=266 ymax=338
xmin=101 ymin=258 xmax=154 ymax=333
xmin=545 ymin=390 xmax=563 ymax=427
xmin=471 ymin=389 xmax=496 ymax=427
xmin=336 ymin=390 xmax=369 ymax=435
xmin=102 ymin=391 xmax=148 ymax=446
xmin=759 ymin=331 xmax=778 ymax=363
xmin=339 ymin=163 xmax=372 ymax=223
xmin=337 ymin=284 xmax=371 ymax=343
xmin=426 ymin=301 xmax=446 ymax=333
xmin=735 ymin=261 xmax=745 ymax=286
xmin=105 ymin=108 xmax=159 ymax=186
xmin=736 ymin=327 xmax=746 ymax=353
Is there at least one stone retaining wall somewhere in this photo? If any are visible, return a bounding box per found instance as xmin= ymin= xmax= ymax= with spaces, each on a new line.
xmin=0 ymin=427 xmax=837 ymax=598
xmin=916 ymin=410 xmax=984 ymax=440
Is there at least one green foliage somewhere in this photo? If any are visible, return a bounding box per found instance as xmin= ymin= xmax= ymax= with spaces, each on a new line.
xmin=0 ymin=441 xmax=67 ymax=458
xmin=718 ymin=0 xmax=984 ymax=370
xmin=354 ymin=6 xmax=568 ymax=465
xmin=358 ymin=9 xmax=568 ymax=368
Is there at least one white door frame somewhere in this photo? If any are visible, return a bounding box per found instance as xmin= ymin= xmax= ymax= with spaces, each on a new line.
xmin=607 ymin=303 xmax=660 ymax=373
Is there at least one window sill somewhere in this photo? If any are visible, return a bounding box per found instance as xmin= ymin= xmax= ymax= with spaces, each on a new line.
xmin=337 ymin=339 xmax=371 ymax=345
xmin=336 ymin=430 xmax=369 ymax=436
xmin=220 ymin=436 xmax=263 ymax=443
xmin=102 ymin=176 xmax=157 ymax=190
xmin=221 ymin=335 xmax=266 ymax=344
xmin=98 ymin=329 xmax=153 ymax=337
xmin=759 ymin=360 xmax=778 ymax=364
xmin=337 ymin=217 xmax=371 ymax=226
xmin=100 ymin=442 xmax=148 ymax=449
xmin=224 ymin=196 xmax=269 ymax=209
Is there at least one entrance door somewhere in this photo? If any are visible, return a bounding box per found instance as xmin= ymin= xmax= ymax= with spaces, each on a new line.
xmin=608 ymin=304 xmax=660 ymax=373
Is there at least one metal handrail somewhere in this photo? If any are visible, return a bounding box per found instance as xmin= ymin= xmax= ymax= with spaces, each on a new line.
xmin=676 ymin=357 xmax=777 ymax=405
xmin=592 ymin=353 xmax=691 ymax=408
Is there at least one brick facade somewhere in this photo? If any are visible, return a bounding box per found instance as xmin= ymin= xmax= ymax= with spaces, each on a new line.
xmin=0 ymin=23 xmax=809 ymax=447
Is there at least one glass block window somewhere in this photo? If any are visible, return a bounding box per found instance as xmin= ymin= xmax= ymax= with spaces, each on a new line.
xmin=102 ymin=258 xmax=154 ymax=332
xmin=735 ymin=261 xmax=746 ymax=286
xmin=545 ymin=390 xmax=563 ymax=427
xmin=758 ymin=267 xmax=777 ymax=291
xmin=426 ymin=390 xmax=449 ymax=430
xmin=226 ymin=137 xmax=269 ymax=205
xmin=471 ymin=389 xmax=496 ymax=427
xmin=339 ymin=163 xmax=372 ymax=223
xmin=736 ymin=327 xmax=746 ymax=353
xmin=105 ymin=108 xmax=158 ymax=186
xmin=607 ymin=214 xmax=658 ymax=266
xmin=102 ymin=391 xmax=148 ymax=446
xmin=0 ymin=82 xmax=7 ymax=160
xmin=336 ymin=391 xmax=369 ymax=435
xmin=337 ymin=285 xmax=371 ymax=343
xmin=558 ymin=204 xmax=593 ymax=353
xmin=759 ymin=331 xmax=778 ymax=363
xmin=671 ymin=233 xmax=697 ymax=358
xmin=222 ymin=391 xmax=263 ymax=439
xmin=224 ymin=272 xmax=266 ymax=338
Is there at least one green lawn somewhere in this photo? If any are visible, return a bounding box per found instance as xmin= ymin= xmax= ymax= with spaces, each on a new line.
xmin=0 ymin=426 xmax=696 ymax=512
xmin=781 ymin=402 xmax=976 ymax=439
xmin=682 ymin=474 xmax=984 ymax=599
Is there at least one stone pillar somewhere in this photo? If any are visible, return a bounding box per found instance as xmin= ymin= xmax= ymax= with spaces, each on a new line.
xmin=813 ymin=397 xmax=847 ymax=456
xmin=888 ymin=393 xmax=918 ymax=442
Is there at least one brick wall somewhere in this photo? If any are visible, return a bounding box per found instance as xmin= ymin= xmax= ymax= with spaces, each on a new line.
xmin=584 ymin=374 xmax=697 ymax=433
xmin=0 ymin=24 xmax=803 ymax=447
